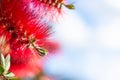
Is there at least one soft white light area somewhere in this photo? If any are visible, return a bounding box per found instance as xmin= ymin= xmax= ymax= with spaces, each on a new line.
xmin=96 ymin=17 xmax=120 ymax=50
xmin=55 ymin=10 xmax=90 ymax=47
xmin=104 ymin=0 xmax=120 ymax=9
xmin=83 ymin=53 xmax=120 ymax=80
xmin=45 ymin=0 xmax=120 ymax=80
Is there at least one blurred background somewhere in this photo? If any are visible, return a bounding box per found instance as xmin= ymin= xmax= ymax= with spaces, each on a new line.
xmin=41 ymin=0 xmax=120 ymax=80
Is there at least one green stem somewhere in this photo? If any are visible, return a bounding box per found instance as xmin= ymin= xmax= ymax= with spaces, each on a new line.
xmin=28 ymin=37 xmax=47 ymax=56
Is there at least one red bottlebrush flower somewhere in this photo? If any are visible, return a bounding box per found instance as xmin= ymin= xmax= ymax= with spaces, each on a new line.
xmin=0 ymin=0 xmax=66 ymax=77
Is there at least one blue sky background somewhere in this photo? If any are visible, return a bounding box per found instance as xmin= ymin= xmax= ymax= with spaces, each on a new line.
xmin=43 ymin=0 xmax=120 ymax=80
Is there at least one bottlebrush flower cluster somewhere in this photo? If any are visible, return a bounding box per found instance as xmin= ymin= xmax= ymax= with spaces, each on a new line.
xmin=0 ymin=0 xmax=66 ymax=77
xmin=0 ymin=0 xmax=75 ymax=78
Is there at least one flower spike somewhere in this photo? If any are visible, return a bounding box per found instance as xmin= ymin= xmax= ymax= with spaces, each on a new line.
xmin=0 ymin=0 xmax=75 ymax=78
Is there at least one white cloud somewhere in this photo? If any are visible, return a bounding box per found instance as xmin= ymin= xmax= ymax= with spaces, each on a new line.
xmin=103 ymin=0 xmax=120 ymax=9
xmin=96 ymin=17 xmax=120 ymax=50
xmin=83 ymin=53 xmax=120 ymax=80
xmin=54 ymin=10 xmax=90 ymax=47
xmin=47 ymin=1 xmax=120 ymax=80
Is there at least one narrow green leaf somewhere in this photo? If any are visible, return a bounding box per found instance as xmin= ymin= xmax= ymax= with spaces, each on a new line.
xmin=0 ymin=66 xmax=4 ymax=74
xmin=0 ymin=54 xmax=5 ymax=68
xmin=5 ymin=72 xmax=15 ymax=78
xmin=8 ymin=78 xmax=21 ymax=80
xmin=4 ymin=54 xmax=10 ymax=73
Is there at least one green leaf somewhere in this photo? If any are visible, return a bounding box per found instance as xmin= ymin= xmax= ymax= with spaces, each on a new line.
xmin=0 ymin=54 xmax=5 ymax=68
xmin=64 ymin=4 xmax=75 ymax=9
xmin=0 ymin=66 xmax=4 ymax=74
xmin=8 ymin=78 xmax=21 ymax=80
xmin=5 ymin=72 xmax=15 ymax=78
xmin=4 ymin=54 xmax=10 ymax=73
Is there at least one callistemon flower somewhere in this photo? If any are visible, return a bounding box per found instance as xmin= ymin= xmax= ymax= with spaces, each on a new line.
xmin=0 ymin=0 xmax=64 ymax=77
xmin=0 ymin=0 xmax=74 ymax=78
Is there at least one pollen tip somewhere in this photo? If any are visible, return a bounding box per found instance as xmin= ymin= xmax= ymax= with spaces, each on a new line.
xmin=38 ymin=0 xmax=64 ymax=9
